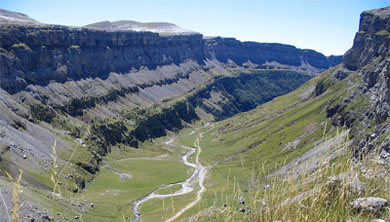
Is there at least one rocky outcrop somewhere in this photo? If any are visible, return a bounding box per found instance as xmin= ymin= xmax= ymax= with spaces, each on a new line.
xmin=344 ymin=7 xmax=390 ymax=71
xmin=350 ymin=197 xmax=388 ymax=213
xmin=324 ymin=7 xmax=390 ymax=159
xmin=345 ymin=7 xmax=390 ymax=123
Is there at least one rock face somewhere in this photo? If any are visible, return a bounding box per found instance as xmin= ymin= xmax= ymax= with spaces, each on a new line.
xmin=344 ymin=7 xmax=390 ymax=71
xmin=0 ymin=25 xmax=205 ymax=93
xmin=324 ymin=7 xmax=390 ymax=160
xmin=354 ymin=8 xmax=390 ymax=123
xmin=204 ymin=37 xmax=334 ymax=70
xmin=0 ymin=10 xmax=341 ymax=94
xmin=344 ymin=7 xmax=390 ymax=70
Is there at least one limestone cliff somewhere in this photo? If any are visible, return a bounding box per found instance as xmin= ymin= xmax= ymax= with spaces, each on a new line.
xmin=0 ymin=10 xmax=340 ymax=95
xmin=321 ymin=7 xmax=390 ymax=159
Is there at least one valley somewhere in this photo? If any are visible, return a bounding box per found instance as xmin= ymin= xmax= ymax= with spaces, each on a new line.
xmin=1 ymin=4 xmax=390 ymax=222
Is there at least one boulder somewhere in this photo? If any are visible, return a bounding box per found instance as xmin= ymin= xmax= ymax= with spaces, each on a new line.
xmin=350 ymin=197 xmax=388 ymax=213
xmin=326 ymin=173 xmax=364 ymax=195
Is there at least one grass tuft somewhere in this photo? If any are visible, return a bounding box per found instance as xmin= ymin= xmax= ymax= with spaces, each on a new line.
xmin=11 ymin=169 xmax=23 ymax=222
xmin=51 ymin=140 xmax=58 ymax=200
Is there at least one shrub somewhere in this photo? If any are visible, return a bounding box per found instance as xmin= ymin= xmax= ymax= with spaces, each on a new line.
xmin=30 ymin=104 xmax=56 ymax=123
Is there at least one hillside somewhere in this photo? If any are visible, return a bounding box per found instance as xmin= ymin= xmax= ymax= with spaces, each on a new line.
xmin=171 ymin=6 xmax=390 ymax=221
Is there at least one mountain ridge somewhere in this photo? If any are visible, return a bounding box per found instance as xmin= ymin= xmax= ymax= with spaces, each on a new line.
xmin=0 ymin=8 xmax=40 ymax=25
xmin=0 ymin=21 xmax=341 ymax=94
xmin=85 ymin=20 xmax=197 ymax=35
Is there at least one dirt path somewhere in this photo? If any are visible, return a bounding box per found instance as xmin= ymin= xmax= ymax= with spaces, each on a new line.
xmin=132 ymin=124 xmax=209 ymax=222
xmin=164 ymin=134 xmax=207 ymax=222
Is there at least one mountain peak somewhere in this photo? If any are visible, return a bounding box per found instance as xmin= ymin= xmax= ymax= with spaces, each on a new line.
xmin=0 ymin=8 xmax=40 ymax=25
xmin=85 ymin=20 xmax=197 ymax=36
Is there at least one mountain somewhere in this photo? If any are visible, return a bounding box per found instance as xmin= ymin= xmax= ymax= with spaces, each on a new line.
xmin=0 ymin=8 xmax=40 ymax=25
xmin=0 ymin=8 xmax=349 ymax=221
xmin=0 ymin=8 xmax=341 ymax=95
xmin=85 ymin=20 xmax=197 ymax=35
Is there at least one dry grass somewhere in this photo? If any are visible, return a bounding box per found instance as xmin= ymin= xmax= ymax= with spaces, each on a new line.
xmin=51 ymin=140 xmax=58 ymax=200
xmin=195 ymin=127 xmax=390 ymax=221
xmin=0 ymin=188 xmax=11 ymax=221
xmin=8 ymin=169 xmax=23 ymax=222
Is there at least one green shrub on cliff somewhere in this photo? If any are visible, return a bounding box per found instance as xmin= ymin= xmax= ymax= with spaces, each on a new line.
xmin=11 ymin=42 xmax=32 ymax=51
xmin=29 ymin=104 xmax=56 ymax=123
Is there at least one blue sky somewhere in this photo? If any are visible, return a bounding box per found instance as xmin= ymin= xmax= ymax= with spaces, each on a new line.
xmin=1 ymin=0 xmax=389 ymax=55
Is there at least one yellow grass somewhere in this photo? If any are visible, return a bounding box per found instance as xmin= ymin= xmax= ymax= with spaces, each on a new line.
xmin=51 ymin=140 xmax=58 ymax=200
xmin=10 ymin=169 xmax=23 ymax=222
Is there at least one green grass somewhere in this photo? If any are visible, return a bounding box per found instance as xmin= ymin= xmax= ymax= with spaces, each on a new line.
xmin=70 ymin=45 xmax=80 ymax=49
xmin=16 ymin=128 xmax=195 ymax=221
xmin=375 ymin=29 xmax=390 ymax=36
xmin=140 ymin=192 xmax=198 ymax=222
xmin=11 ymin=42 xmax=31 ymax=51
xmin=76 ymin=155 xmax=191 ymax=221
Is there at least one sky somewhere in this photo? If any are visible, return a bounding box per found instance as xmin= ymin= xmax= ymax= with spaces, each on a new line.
xmin=1 ymin=0 xmax=389 ymax=55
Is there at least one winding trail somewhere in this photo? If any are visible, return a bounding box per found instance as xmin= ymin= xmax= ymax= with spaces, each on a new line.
xmin=132 ymin=126 xmax=208 ymax=222
xmin=164 ymin=135 xmax=207 ymax=222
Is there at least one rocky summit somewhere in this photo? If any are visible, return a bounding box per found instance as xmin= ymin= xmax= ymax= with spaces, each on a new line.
xmin=3 ymin=5 xmax=390 ymax=222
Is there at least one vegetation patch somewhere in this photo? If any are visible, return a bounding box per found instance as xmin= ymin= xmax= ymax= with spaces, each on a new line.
xmin=375 ymin=29 xmax=390 ymax=36
xmin=30 ymin=104 xmax=56 ymax=123
xmin=190 ymin=70 xmax=311 ymax=120
xmin=11 ymin=42 xmax=32 ymax=51
xmin=69 ymin=45 xmax=80 ymax=49
xmin=60 ymin=86 xmax=139 ymax=116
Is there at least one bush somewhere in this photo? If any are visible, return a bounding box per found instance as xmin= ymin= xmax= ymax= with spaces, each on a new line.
xmin=90 ymin=119 xmax=138 ymax=150
xmin=30 ymin=104 xmax=56 ymax=123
